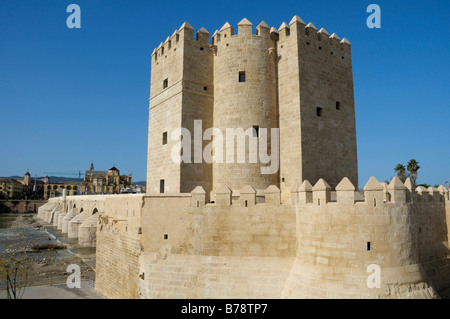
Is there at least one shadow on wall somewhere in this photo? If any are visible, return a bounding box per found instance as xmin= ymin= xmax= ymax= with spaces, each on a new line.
xmin=418 ymin=209 xmax=450 ymax=296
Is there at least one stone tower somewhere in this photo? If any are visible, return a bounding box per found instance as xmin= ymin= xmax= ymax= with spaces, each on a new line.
xmin=276 ymin=17 xmax=358 ymax=190
xmin=212 ymin=19 xmax=278 ymax=192
xmin=24 ymin=171 xmax=31 ymax=186
xmin=147 ymin=22 xmax=213 ymax=195
xmin=147 ymin=16 xmax=358 ymax=196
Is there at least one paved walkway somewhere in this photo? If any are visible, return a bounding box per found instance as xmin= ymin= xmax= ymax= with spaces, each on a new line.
xmin=14 ymin=280 xmax=105 ymax=299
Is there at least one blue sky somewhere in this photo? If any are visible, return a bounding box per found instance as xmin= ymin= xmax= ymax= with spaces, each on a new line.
xmin=0 ymin=0 xmax=449 ymax=187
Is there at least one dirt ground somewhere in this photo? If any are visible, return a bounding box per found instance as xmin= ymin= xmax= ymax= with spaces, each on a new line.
xmin=0 ymin=214 xmax=103 ymax=299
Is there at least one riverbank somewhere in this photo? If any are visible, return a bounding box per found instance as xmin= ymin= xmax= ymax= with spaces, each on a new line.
xmin=0 ymin=200 xmax=47 ymax=214
xmin=0 ymin=214 xmax=104 ymax=299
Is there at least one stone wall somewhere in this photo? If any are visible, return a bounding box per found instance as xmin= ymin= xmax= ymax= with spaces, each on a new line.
xmin=282 ymin=177 xmax=450 ymax=298
xmin=139 ymin=253 xmax=294 ymax=299
xmin=94 ymin=195 xmax=144 ymax=298
xmin=95 ymin=224 xmax=142 ymax=299
xmin=135 ymin=177 xmax=450 ymax=299
xmin=45 ymin=177 xmax=450 ymax=299
xmin=416 ymin=187 xmax=450 ymax=292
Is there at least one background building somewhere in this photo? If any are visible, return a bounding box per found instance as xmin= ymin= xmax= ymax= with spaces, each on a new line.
xmin=43 ymin=178 xmax=79 ymax=199
xmin=0 ymin=171 xmax=45 ymax=199
xmin=81 ymin=162 xmax=136 ymax=194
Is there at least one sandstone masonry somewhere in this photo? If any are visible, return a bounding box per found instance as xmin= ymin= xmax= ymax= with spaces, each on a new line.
xmin=36 ymin=15 xmax=450 ymax=299
xmin=147 ymin=16 xmax=358 ymax=199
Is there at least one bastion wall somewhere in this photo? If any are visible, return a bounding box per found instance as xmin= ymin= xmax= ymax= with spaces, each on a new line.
xmin=51 ymin=176 xmax=447 ymax=299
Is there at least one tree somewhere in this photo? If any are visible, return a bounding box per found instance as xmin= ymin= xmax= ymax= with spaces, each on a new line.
xmin=0 ymin=254 xmax=32 ymax=299
xmin=407 ymin=159 xmax=421 ymax=188
xmin=394 ymin=163 xmax=407 ymax=182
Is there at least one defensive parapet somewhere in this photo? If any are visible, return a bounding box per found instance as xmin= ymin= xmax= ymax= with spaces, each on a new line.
xmin=184 ymin=175 xmax=449 ymax=298
xmin=285 ymin=176 xmax=450 ymax=298
xmin=85 ymin=175 xmax=450 ymax=299
xmin=276 ymin=15 xmax=352 ymax=56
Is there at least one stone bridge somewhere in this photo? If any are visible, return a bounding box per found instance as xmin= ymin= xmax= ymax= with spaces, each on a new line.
xmin=36 ymin=191 xmax=108 ymax=246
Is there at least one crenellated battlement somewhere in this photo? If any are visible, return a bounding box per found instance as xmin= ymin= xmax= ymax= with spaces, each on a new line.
xmin=189 ymin=176 xmax=449 ymax=208
xmin=88 ymin=172 xmax=450 ymax=299
xmin=151 ymin=21 xmax=214 ymax=64
xmin=151 ymin=15 xmax=352 ymax=62
xmin=212 ymin=18 xmax=275 ymax=45
xmin=276 ymin=15 xmax=351 ymax=51
xmin=180 ymin=175 xmax=450 ymax=299
xmin=290 ymin=176 xmax=448 ymax=206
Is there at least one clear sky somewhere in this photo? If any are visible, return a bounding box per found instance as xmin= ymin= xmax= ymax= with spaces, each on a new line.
xmin=0 ymin=0 xmax=449 ymax=187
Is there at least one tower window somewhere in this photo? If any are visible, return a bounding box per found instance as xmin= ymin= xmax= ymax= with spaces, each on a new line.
xmin=204 ymin=86 xmax=208 ymax=91
xmin=160 ymin=180 xmax=165 ymax=194
xmin=336 ymin=101 xmax=341 ymax=110
xmin=164 ymin=234 xmax=168 ymax=240
xmin=163 ymin=78 xmax=168 ymax=89
xmin=162 ymin=132 xmax=168 ymax=145
xmin=367 ymin=242 xmax=371 ymax=251
xmin=316 ymin=107 xmax=323 ymax=117
xmin=253 ymin=125 xmax=259 ymax=137
xmin=239 ymin=71 xmax=246 ymax=82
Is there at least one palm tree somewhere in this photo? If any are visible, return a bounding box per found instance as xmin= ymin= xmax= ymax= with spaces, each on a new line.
xmin=407 ymin=159 xmax=420 ymax=188
xmin=394 ymin=163 xmax=407 ymax=182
